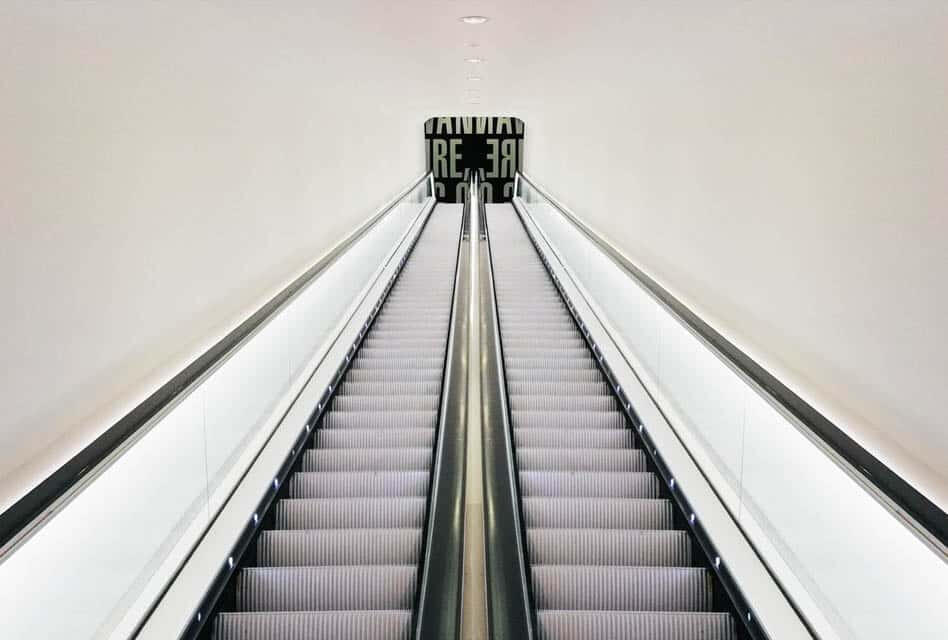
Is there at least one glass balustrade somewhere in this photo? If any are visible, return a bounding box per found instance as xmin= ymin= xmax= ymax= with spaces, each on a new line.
xmin=0 ymin=176 xmax=434 ymax=640
xmin=516 ymin=175 xmax=947 ymax=640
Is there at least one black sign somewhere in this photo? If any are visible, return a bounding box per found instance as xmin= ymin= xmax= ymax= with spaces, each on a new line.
xmin=424 ymin=117 xmax=525 ymax=203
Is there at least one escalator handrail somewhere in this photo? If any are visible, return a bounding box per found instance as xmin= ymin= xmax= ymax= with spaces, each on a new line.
xmin=514 ymin=171 xmax=947 ymax=549
xmin=0 ymin=172 xmax=435 ymax=554
xmin=479 ymin=177 xmax=538 ymax=640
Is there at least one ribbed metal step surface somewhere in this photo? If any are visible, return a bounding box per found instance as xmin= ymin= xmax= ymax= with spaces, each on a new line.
xmin=213 ymin=206 xmax=460 ymax=640
xmin=486 ymin=204 xmax=736 ymax=640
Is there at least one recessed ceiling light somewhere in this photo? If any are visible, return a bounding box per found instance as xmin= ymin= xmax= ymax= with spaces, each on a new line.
xmin=466 ymin=57 xmax=484 ymax=64
xmin=467 ymin=42 xmax=480 ymax=48
xmin=459 ymin=16 xmax=489 ymax=25
xmin=467 ymin=76 xmax=482 ymax=81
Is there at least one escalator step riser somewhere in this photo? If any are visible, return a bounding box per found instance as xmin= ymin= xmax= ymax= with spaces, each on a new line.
xmin=256 ymin=529 xmax=423 ymax=566
xmin=274 ymin=498 xmax=426 ymax=529
xmin=355 ymin=348 xmax=446 ymax=359
xmin=288 ymin=472 xmax=428 ymax=498
xmin=506 ymin=369 xmax=604 ymax=383
xmin=507 ymin=382 xmax=609 ymax=395
xmin=503 ymin=337 xmax=587 ymax=346
xmin=512 ymin=410 xmax=625 ymax=430
xmin=345 ymin=369 xmax=443 ymax=382
xmin=522 ymin=498 xmax=674 ymax=529
xmin=504 ymin=347 xmax=591 ymax=359
xmin=507 ymin=358 xmax=598 ymax=370
xmin=520 ymin=472 xmax=660 ymax=498
xmin=213 ymin=611 xmax=411 ymax=640
xmin=537 ymin=611 xmax=737 ymax=640
xmin=369 ymin=320 xmax=447 ymax=329
xmin=315 ymin=429 xmax=435 ymax=449
xmin=362 ymin=339 xmax=445 ymax=349
xmin=234 ymin=566 xmax=416 ymax=611
xmin=509 ymin=396 xmax=617 ymax=411
xmin=527 ymin=529 xmax=692 ymax=566
xmin=332 ymin=396 xmax=440 ymax=411
xmin=532 ymin=566 xmax=713 ymax=611
xmin=302 ymin=448 xmax=431 ymax=472
xmin=504 ymin=336 xmax=583 ymax=341
xmin=340 ymin=381 xmax=442 ymax=395
xmin=351 ymin=357 xmax=442 ymax=370
xmin=517 ymin=448 xmax=647 ymax=472
xmin=323 ymin=411 xmax=438 ymax=430
xmin=514 ymin=429 xmax=634 ymax=449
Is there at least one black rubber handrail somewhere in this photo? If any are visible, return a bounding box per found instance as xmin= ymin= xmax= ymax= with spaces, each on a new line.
xmin=0 ymin=172 xmax=434 ymax=554
xmin=515 ymin=172 xmax=947 ymax=547
xmin=479 ymin=173 xmax=537 ymax=640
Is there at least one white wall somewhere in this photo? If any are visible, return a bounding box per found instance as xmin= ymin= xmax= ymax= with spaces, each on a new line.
xmin=509 ymin=1 xmax=948 ymax=506
xmin=3 ymin=0 xmax=945 ymax=518
xmin=0 ymin=3 xmax=424 ymax=511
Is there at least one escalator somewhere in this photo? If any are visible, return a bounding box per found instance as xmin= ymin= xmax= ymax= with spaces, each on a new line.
xmin=483 ymin=203 xmax=739 ymax=640
xmin=209 ymin=205 xmax=464 ymax=640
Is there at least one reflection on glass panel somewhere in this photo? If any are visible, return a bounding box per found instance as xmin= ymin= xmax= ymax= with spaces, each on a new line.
xmin=0 ymin=391 xmax=207 ymax=639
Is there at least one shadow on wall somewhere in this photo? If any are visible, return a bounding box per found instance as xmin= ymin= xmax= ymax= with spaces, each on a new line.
xmin=424 ymin=117 xmax=524 ymax=203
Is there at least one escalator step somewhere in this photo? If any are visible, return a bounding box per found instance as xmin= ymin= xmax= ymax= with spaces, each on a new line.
xmin=332 ymin=395 xmax=440 ymax=411
xmin=522 ymin=498 xmax=674 ymax=529
xmin=274 ymin=497 xmax=426 ymax=529
xmin=362 ymin=338 xmax=445 ymax=349
xmin=302 ymin=448 xmax=431 ymax=471
xmin=514 ymin=428 xmax=633 ymax=449
xmin=256 ymin=529 xmax=423 ymax=566
xmin=509 ymin=395 xmax=617 ymax=411
xmin=316 ymin=428 xmax=435 ymax=449
xmin=532 ymin=566 xmax=713 ymax=611
xmin=344 ymin=368 xmax=443 ymax=382
xmin=512 ymin=410 xmax=625 ymax=430
xmin=371 ymin=319 xmax=448 ymax=327
xmin=507 ymin=381 xmax=608 ymax=395
xmin=504 ymin=347 xmax=591 ymax=359
xmin=519 ymin=471 xmax=660 ymax=498
xmin=355 ymin=347 xmax=445 ymax=359
xmin=323 ymin=410 xmax=438 ymax=430
xmin=507 ymin=357 xmax=598 ymax=370
xmin=505 ymin=369 xmax=604 ymax=383
xmin=234 ymin=565 xmax=416 ymax=611
xmin=527 ymin=529 xmax=692 ymax=566
xmin=340 ymin=381 xmax=442 ymax=396
xmin=351 ymin=356 xmax=442 ymax=369
xmin=517 ymin=448 xmax=647 ymax=472
xmin=503 ymin=338 xmax=588 ymax=349
xmin=367 ymin=329 xmax=450 ymax=338
xmin=213 ymin=611 xmax=411 ymax=640
xmin=537 ymin=611 xmax=737 ymax=640
xmin=288 ymin=472 xmax=428 ymax=498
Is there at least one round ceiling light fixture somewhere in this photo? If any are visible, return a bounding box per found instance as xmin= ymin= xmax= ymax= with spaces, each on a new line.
xmin=466 ymin=57 xmax=484 ymax=64
xmin=459 ymin=16 xmax=489 ymax=25
xmin=467 ymin=76 xmax=482 ymax=81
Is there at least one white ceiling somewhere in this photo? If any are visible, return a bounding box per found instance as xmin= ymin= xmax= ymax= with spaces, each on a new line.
xmin=295 ymin=0 xmax=595 ymax=118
